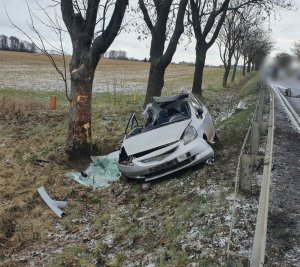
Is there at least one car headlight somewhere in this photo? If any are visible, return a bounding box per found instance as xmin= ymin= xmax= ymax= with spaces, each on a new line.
xmin=182 ymin=126 xmax=198 ymax=145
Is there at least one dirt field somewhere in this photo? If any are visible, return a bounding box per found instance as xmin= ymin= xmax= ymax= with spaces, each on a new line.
xmin=0 ymin=50 xmax=239 ymax=94
xmin=0 ymin=51 xmax=258 ymax=266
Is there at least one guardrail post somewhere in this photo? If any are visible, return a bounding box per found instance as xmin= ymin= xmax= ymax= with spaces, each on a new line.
xmin=240 ymin=155 xmax=264 ymax=191
xmin=259 ymin=122 xmax=268 ymax=136
xmin=240 ymin=154 xmax=252 ymax=191
xmin=250 ymin=122 xmax=260 ymax=155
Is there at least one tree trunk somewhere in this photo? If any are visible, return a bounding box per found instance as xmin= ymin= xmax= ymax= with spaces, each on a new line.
xmin=247 ymin=61 xmax=251 ymax=73
xmin=231 ymin=55 xmax=240 ymax=83
xmin=242 ymin=57 xmax=246 ymax=76
xmin=144 ymin=62 xmax=166 ymax=106
xmin=255 ymin=61 xmax=260 ymax=71
xmin=66 ymin=63 xmax=95 ymax=155
xmin=192 ymin=43 xmax=207 ymax=96
xmin=223 ymin=64 xmax=231 ymax=87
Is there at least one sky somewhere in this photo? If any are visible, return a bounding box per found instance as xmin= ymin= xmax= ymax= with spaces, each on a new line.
xmin=0 ymin=0 xmax=299 ymax=65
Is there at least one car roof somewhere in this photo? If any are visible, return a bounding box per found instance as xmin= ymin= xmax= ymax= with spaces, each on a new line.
xmin=152 ymin=93 xmax=189 ymax=104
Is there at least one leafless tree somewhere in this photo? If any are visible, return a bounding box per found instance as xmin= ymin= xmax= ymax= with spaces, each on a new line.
xmin=240 ymin=25 xmax=273 ymax=73
xmin=138 ymin=0 xmax=189 ymax=105
xmin=8 ymin=0 xmax=128 ymax=155
xmin=291 ymin=40 xmax=300 ymax=57
xmin=217 ymin=6 xmax=258 ymax=85
xmin=252 ymin=30 xmax=273 ymax=70
xmin=60 ymin=0 xmax=128 ymax=155
xmin=7 ymin=3 xmax=71 ymax=102
xmin=188 ymin=0 xmax=293 ymax=96
xmin=231 ymin=46 xmax=240 ymax=82
xmin=217 ymin=10 xmax=243 ymax=86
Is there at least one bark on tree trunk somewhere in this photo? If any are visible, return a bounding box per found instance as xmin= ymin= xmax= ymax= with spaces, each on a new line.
xmin=247 ymin=61 xmax=251 ymax=72
xmin=242 ymin=57 xmax=246 ymax=76
xmin=60 ymin=0 xmax=128 ymax=156
xmin=192 ymin=44 xmax=207 ymax=96
xmin=223 ymin=64 xmax=231 ymax=87
xmin=231 ymin=56 xmax=240 ymax=83
xmin=251 ymin=62 xmax=255 ymax=71
xmin=255 ymin=61 xmax=260 ymax=71
xmin=144 ymin=62 xmax=166 ymax=106
xmin=66 ymin=64 xmax=95 ymax=155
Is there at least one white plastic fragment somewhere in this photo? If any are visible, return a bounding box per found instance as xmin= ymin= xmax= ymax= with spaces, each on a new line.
xmin=236 ymin=101 xmax=247 ymax=112
xmin=37 ymin=186 xmax=67 ymax=218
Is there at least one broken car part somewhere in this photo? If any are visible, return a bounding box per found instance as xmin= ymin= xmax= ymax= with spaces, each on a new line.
xmin=68 ymin=151 xmax=121 ymax=189
xmin=37 ymin=186 xmax=67 ymax=218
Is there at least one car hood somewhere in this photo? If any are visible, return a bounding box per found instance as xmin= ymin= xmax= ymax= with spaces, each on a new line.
xmin=123 ymin=119 xmax=191 ymax=156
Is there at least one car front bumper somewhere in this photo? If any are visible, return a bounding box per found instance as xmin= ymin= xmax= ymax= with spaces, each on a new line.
xmin=118 ymin=138 xmax=214 ymax=181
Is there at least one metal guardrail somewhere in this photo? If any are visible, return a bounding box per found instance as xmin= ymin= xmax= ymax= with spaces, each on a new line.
xmin=226 ymin=85 xmax=269 ymax=261
xmin=228 ymin=83 xmax=299 ymax=265
xmin=250 ymin=89 xmax=275 ymax=267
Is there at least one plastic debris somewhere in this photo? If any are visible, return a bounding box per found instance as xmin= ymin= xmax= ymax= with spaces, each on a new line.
xmin=67 ymin=151 xmax=121 ymax=189
xmin=37 ymin=186 xmax=67 ymax=218
xmin=235 ymin=101 xmax=247 ymax=112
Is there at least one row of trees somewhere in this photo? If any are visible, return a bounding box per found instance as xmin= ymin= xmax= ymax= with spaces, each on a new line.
xmin=0 ymin=35 xmax=37 ymax=53
xmin=217 ymin=6 xmax=273 ymax=87
xmin=291 ymin=41 xmax=300 ymax=57
xmin=104 ymin=50 xmax=129 ymax=60
xmin=136 ymin=0 xmax=292 ymax=102
xmin=13 ymin=0 xmax=293 ymax=154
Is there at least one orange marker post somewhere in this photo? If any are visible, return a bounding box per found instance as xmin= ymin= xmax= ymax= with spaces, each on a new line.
xmin=50 ymin=95 xmax=57 ymax=110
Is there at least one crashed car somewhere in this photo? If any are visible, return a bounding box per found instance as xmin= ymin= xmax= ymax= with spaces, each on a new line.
xmin=118 ymin=93 xmax=216 ymax=180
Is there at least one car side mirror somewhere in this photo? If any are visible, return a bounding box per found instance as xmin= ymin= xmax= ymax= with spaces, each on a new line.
xmin=197 ymin=108 xmax=204 ymax=118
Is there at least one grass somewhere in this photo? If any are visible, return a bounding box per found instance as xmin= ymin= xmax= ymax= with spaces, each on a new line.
xmin=0 ymin=51 xmax=260 ymax=266
xmin=47 ymin=244 xmax=95 ymax=267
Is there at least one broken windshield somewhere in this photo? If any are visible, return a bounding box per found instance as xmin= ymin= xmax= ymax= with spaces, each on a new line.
xmin=126 ymin=98 xmax=191 ymax=138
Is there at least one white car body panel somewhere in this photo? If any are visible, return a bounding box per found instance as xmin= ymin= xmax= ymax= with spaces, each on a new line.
xmin=123 ymin=119 xmax=191 ymax=156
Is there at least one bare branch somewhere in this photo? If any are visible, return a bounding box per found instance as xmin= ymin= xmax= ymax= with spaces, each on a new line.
xmin=138 ymin=0 xmax=154 ymax=31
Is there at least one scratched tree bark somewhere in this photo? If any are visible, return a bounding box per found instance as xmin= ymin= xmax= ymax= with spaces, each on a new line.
xmin=61 ymin=0 xmax=128 ymax=155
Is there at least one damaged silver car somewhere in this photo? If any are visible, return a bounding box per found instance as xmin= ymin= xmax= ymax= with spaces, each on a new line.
xmin=118 ymin=93 xmax=216 ymax=181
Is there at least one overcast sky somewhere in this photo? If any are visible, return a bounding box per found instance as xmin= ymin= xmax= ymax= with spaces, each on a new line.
xmin=0 ymin=0 xmax=299 ymax=65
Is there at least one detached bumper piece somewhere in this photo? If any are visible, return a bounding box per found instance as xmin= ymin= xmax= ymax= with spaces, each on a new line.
xmin=37 ymin=186 xmax=67 ymax=218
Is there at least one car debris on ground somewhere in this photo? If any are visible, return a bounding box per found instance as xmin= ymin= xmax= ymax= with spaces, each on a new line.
xmin=67 ymin=151 xmax=121 ymax=189
xmin=37 ymin=186 xmax=67 ymax=218
xmin=236 ymin=101 xmax=247 ymax=112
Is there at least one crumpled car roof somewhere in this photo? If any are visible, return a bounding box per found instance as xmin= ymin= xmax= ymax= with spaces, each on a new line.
xmin=153 ymin=92 xmax=189 ymax=103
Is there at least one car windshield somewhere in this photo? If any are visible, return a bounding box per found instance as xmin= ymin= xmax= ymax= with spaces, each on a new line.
xmin=126 ymin=95 xmax=191 ymax=138
xmin=143 ymin=98 xmax=190 ymax=128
